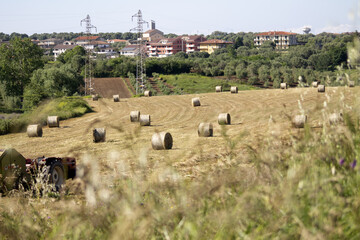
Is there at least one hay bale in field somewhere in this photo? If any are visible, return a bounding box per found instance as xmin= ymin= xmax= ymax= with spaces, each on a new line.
xmin=198 ymin=123 xmax=213 ymax=137
xmin=317 ymin=85 xmax=325 ymax=92
xmin=280 ymin=83 xmax=287 ymax=89
xmin=93 ymin=128 xmax=106 ymax=142
xmin=329 ymin=113 xmax=343 ymax=125
xmin=292 ymin=115 xmax=307 ymax=128
xmin=151 ymin=132 xmax=173 ymax=150
xmin=215 ymin=86 xmax=222 ymax=92
xmin=139 ymin=115 xmax=151 ymax=126
xmin=349 ymin=81 xmax=355 ymax=87
xmin=312 ymin=82 xmax=318 ymax=88
xmin=92 ymin=94 xmax=99 ymax=101
xmin=130 ymin=111 xmax=140 ymax=122
xmin=192 ymin=97 xmax=201 ymax=107
xmin=218 ymin=113 xmax=231 ymax=125
xmin=230 ymin=86 xmax=238 ymax=94
xmin=47 ymin=116 xmax=59 ymax=128
xmin=144 ymin=90 xmax=152 ymax=97
xmin=113 ymin=95 xmax=120 ymax=102
xmin=27 ymin=124 xmax=43 ymax=137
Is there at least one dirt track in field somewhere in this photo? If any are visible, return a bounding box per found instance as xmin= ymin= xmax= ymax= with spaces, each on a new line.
xmin=92 ymin=78 xmax=132 ymax=98
xmin=0 ymin=87 xmax=358 ymax=177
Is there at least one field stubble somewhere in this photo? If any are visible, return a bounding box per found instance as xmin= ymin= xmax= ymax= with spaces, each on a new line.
xmin=0 ymin=87 xmax=359 ymax=238
xmin=0 ymin=87 xmax=357 ymax=179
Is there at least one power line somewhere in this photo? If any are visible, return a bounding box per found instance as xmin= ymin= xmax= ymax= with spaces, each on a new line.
xmin=130 ymin=10 xmax=148 ymax=95
xmin=80 ymin=14 xmax=97 ymax=96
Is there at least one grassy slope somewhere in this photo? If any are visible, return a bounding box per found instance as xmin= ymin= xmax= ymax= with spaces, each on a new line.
xmin=160 ymin=73 xmax=257 ymax=94
xmin=0 ymin=97 xmax=92 ymax=135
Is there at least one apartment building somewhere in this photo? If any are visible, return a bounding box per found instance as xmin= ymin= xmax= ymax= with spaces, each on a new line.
xmin=181 ymin=35 xmax=207 ymax=54
xmin=199 ymin=39 xmax=233 ymax=54
xmin=143 ymin=21 xmax=164 ymax=42
xmin=254 ymin=31 xmax=297 ymax=49
xmin=147 ymin=37 xmax=186 ymax=57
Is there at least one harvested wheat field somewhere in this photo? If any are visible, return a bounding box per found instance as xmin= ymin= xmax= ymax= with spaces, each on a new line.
xmin=0 ymin=87 xmax=358 ymax=178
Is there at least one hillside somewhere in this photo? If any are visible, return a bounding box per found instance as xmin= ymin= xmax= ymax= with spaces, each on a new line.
xmin=0 ymin=87 xmax=357 ymax=177
xmin=92 ymin=77 xmax=133 ymax=98
xmin=1 ymin=86 xmax=360 ymax=238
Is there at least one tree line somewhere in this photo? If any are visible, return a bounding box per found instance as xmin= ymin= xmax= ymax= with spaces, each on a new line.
xmin=0 ymin=31 xmax=358 ymax=112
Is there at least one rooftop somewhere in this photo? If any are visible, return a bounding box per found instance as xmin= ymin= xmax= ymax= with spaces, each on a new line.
xmin=256 ymin=31 xmax=297 ymax=36
xmin=200 ymin=39 xmax=233 ymax=44
xmin=75 ymin=36 xmax=100 ymax=41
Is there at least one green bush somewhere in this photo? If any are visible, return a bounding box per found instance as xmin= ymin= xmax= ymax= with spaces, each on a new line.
xmin=0 ymin=97 xmax=92 ymax=135
xmin=0 ymin=119 xmax=11 ymax=135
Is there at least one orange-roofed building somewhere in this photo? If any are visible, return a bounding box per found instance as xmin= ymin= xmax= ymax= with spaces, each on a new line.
xmin=199 ymin=39 xmax=233 ymax=54
xmin=181 ymin=35 xmax=207 ymax=54
xmin=254 ymin=31 xmax=297 ymax=49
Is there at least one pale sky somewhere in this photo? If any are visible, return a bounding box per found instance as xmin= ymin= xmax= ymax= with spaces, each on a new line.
xmin=0 ymin=0 xmax=359 ymax=35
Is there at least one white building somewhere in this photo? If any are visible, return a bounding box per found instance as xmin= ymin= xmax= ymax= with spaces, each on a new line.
xmin=254 ymin=31 xmax=297 ymax=50
xmin=53 ymin=44 xmax=77 ymax=59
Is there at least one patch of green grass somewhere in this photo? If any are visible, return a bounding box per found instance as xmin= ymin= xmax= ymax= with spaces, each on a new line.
xmin=0 ymin=97 xmax=92 ymax=135
xmin=160 ymin=73 xmax=257 ymax=94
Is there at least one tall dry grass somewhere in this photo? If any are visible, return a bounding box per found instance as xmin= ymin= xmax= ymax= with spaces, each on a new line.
xmin=0 ymin=85 xmax=360 ymax=239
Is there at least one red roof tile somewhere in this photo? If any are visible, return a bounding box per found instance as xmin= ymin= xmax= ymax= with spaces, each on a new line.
xmin=256 ymin=31 xmax=297 ymax=36
xmin=200 ymin=39 xmax=233 ymax=44
xmin=75 ymin=36 xmax=100 ymax=41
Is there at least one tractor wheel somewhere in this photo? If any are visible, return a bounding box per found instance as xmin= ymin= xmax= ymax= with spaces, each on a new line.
xmin=43 ymin=161 xmax=65 ymax=191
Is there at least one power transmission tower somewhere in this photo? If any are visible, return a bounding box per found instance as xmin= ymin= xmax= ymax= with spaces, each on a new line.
xmin=131 ymin=10 xmax=148 ymax=94
xmin=80 ymin=14 xmax=97 ymax=96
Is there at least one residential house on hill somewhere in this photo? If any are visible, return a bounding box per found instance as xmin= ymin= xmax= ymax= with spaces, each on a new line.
xmin=199 ymin=39 xmax=233 ymax=54
xmin=120 ymin=44 xmax=142 ymax=57
xmin=75 ymin=36 xmax=103 ymax=46
xmin=181 ymin=35 xmax=207 ymax=54
xmin=146 ymin=37 xmax=186 ymax=57
xmin=37 ymin=38 xmax=63 ymax=49
xmin=142 ymin=21 xmax=164 ymax=42
xmin=53 ymin=44 xmax=77 ymax=59
xmin=107 ymin=39 xmax=129 ymax=45
xmin=254 ymin=31 xmax=297 ymax=49
xmin=143 ymin=29 xmax=164 ymax=42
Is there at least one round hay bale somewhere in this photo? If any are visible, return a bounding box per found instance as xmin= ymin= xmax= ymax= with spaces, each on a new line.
xmin=329 ymin=113 xmax=343 ymax=125
xmin=218 ymin=113 xmax=231 ymax=125
xmin=280 ymin=83 xmax=287 ymax=89
xmin=215 ymin=86 xmax=222 ymax=92
xmin=230 ymin=86 xmax=238 ymax=94
xmin=144 ymin=90 xmax=152 ymax=97
xmin=151 ymin=132 xmax=173 ymax=150
xmin=292 ymin=115 xmax=307 ymax=128
xmin=92 ymin=94 xmax=99 ymax=101
xmin=93 ymin=128 xmax=106 ymax=143
xmin=312 ymin=81 xmax=318 ymax=88
xmin=349 ymin=81 xmax=355 ymax=87
xmin=139 ymin=115 xmax=151 ymax=126
xmin=47 ymin=116 xmax=59 ymax=128
xmin=317 ymin=85 xmax=325 ymax=92
xmin=192 ymin=97 xmax=201 ymax=107
xmin=113 ymin=95 xmax=120 ymax=102
xmin=27 ymin=124 xmax=43 ymax=137
xmin=130 ymin=111 xmax=140 ymax=122
xmin=198 ymin=123 xmax=213 ymax=137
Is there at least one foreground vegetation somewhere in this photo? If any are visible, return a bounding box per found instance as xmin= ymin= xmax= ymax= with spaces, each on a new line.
xmin=0 ymin=97 xmax=92 ymax=135
xmin=0 ymin=88 xmax=359 ymax=239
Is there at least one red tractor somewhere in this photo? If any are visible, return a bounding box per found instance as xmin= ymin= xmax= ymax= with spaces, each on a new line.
xmin=0 ymin=148 xmax=76 ymax=192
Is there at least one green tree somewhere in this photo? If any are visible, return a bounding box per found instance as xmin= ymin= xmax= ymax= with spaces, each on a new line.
xmin=0 ymin=37 xmax=44 ymax=96
xmin=23 ymin=64 xmax=83 ymax=109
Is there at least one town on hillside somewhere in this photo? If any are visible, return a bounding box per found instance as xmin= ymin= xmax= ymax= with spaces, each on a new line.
xmin=1 ymin=15 xmax=302 ymax=60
